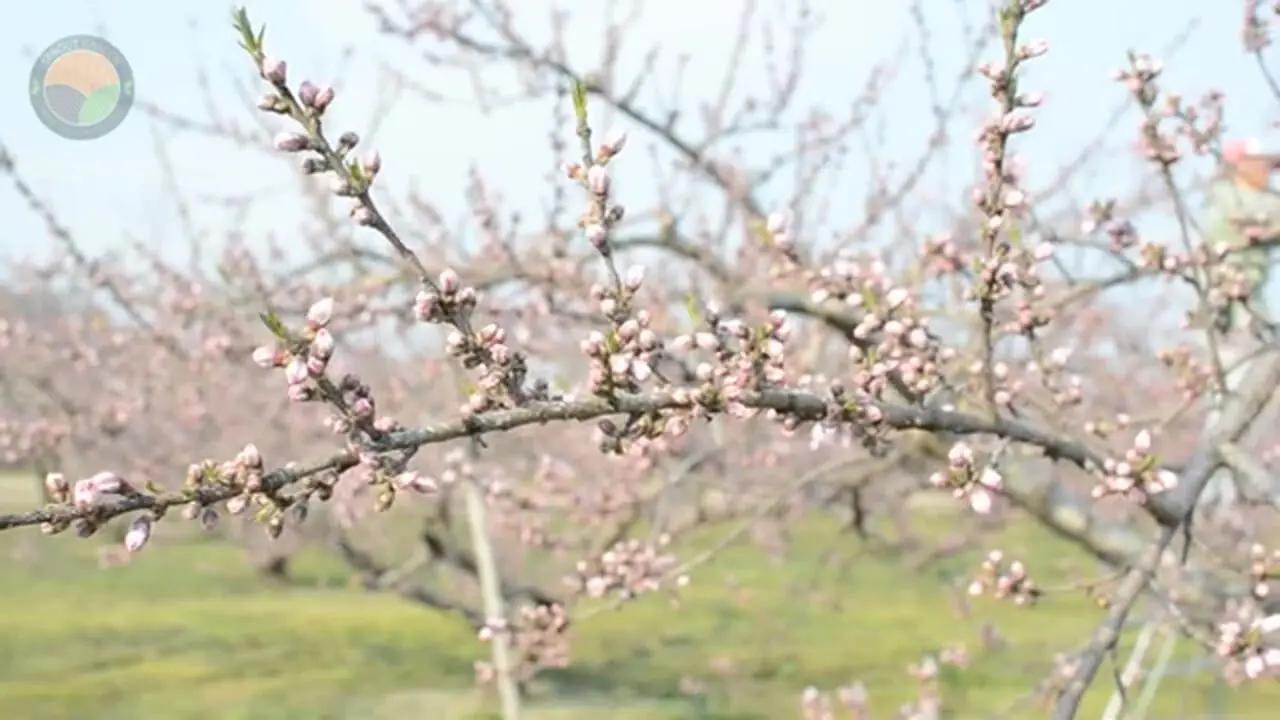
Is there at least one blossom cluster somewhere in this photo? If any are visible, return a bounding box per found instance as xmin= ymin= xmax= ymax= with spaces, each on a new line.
xmin=967 ymin=550 xmax=1039 ymax=605
xmin=1092 ymin=429 xmax=1178 ymax=502
xmin=929 ymin=442 xmax=1004 ymax=514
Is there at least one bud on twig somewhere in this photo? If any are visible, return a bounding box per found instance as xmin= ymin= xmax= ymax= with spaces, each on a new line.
xmin=274 ymin=132 xmax=309 ymax=152
xmin=261 ymin=56 xmax=287 ymax=85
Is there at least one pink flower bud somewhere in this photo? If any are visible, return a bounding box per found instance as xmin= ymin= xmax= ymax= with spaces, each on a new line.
xmin=439 ymin=268 xmax=460 ymax=294
xmin=125 ymin=515 xmax=152 ymax=553
xmin=948 ymin=442 xmax=973 ymax=467
xmin=885 ymin=287 xmax=910 ymax=310
xmin=352 ymin=397 xmax=374 ymax=418
xmin=584 ymin=223 xmax=607 ymax=249
xmin=306 ymin=354 xmax=328 ymax=377
xmin=45 ymin=472 xmax=68 ymax=499
xmin=968 ymin=487 xmax=994 ymax=514
xmin=261 ymin=56 xmax=287 ymax=85
xmin=73 ymin=480 xmax=98 ymax=508
xmin=298 ymin=81 xmax=319 ymax=107
xmin=313 ymin=85 xmax=335 ymax=111
xmin=284 ymin=357 xmax=309 ymax=385
xmin=587 ymin=165 xmax=610 ymax=195
xmin=252 ymin=345 xmax=281 ymax=368
xmin=311 ymin=328 xmax=335 ymax=359
xmin=306 ymin=297 xmax=334 ymax=328
xmin=1134 ymin=429 xmax=1152 ymax=452
xmin=88 ymin=471 xmax=125 ymax=495
xmin=274 ymin=132 xmax=310 ymax=152
xmin=256 ymin=93 xmax=279 ymax=111
xmin=238 ymin=443 xmax=263 ymax=469
xmin=624 ymin=265 xmax=645 ymax=291
xmin=362 ymin=151 xmax=381 ymax=176
xmin=414 ymin=290 xmax=438 ymax=321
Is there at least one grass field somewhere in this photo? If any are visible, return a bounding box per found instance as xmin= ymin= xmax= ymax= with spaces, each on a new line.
xmin=1 ymin=472 xmax=1277 ymax=719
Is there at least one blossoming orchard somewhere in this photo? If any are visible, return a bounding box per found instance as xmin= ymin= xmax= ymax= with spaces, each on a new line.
xmin=4 ymin=1 xmax=1280 ymax=717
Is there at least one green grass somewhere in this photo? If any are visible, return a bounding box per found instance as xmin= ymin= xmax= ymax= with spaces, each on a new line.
xmin=1 ymin=475 xmax=1277 ymax=718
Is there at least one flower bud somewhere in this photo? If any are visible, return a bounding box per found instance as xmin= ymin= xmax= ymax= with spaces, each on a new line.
xmin=261 ymin=56 xmax=287 ymax=85
xmin=362 ymin=151 xmax=381 ymax=177
xmin=414 ymin=290 xmax=439 ymax=321
xmin=45 ymin=472 xmax=69 ymax=501
xmin=306 ymin=297 xmax=334 ymax=328
xmin=238 ymin=443 xmax=263 ymax=469
xmin=351 ymin=206 xmax=376 ymax=226
xmin=256 ymin=93 xmax=280 ymax=112
xmin=599 ymin=129 xmax=628 ymax=158
xmin=252 ymin=345 xmax=282 ymax=368
xmin=124 ymin=515 xmax=152 ymax=553
xmin=352 ymin=397 xmax=374 ymax=418
xmin=313 ymin=85 xmax=335 ymax=111
xmin=1134 ymin=429 xmax=1152 ymax=452
xmin=438 ymin=268 xmax=460 ymax=294
xmin=584 ymin=223 xmax=607 ymax=249
xmin=587 ymin=165 xmax=610 ymax=195
xmin=273 ymin=132 xmax=310 ymax=152
xmin=311 ymin=328 xmax=335 ymax=359
xmin=306 ymin=354 xmax=328 ymax=377
xmin=284 ymin=357 xmax=309 ymax=386
xmin=73 ymin=479 xmax=98 ymax=508
xmin=624 ymin=265 xmax=645 ymax=291
xmin=298 ymin=80 xmax=319 ymax=107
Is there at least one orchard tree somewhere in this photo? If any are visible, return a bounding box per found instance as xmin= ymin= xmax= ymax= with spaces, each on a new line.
xmin=4 ymin=2 xmax=1280 ymax=718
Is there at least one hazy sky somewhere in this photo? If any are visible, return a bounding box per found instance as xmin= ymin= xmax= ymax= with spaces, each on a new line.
xmin=1 ymin=1 xmax=1274 ymax=271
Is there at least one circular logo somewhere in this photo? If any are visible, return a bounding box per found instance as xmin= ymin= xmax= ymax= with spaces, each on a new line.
xmin=29 ymin=35 xmax=134 ymax=140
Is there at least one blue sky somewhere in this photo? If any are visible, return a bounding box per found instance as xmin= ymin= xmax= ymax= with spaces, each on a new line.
xmin=0 ymin=1 xmax=1274 ymax=270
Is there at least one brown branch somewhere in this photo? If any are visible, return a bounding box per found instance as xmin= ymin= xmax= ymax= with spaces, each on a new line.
xmin=1051 ymin=524 xmax=1177 ymax=720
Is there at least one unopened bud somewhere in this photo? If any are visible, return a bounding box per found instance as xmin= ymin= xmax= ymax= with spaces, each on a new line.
xmin=438 ymin=268 xmax=460 ymax=294
xmin=284 ymin=357 xmax=309 ymax=386
xmin=311 ymin=328 xmax=335 ymax=359
xmin=273 ymin=132 xmax=310 ymax=152
xmin=587 ymin=165 xmax=610 ymax=195
xmin=313 ymin=85 xmax=335 ymax=111
xmin=124 ymin=515 xmax=152 ymax=553
xmin=584 ymin=223 xmax=607 ymax=249
xmin=261 ymin=56 xmax=287 ymax=85
xmin=306 ymin=297 xmax=334 ymax=328
xmin=298 ymin=81 xmax=319 ymax=107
